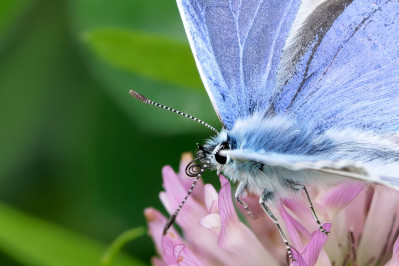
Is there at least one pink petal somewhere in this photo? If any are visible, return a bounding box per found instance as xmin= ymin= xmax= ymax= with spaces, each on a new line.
xmin=291 ymin=246 xmax=308 ymax=266
xmin=217 ymin=176 xmax=239 ymax=225
xmin=385 ymin=236 xmax=399 ymax=266
xmin=161 ymin=166 xmax=207 ymax=227
xmin=173 ymin=244 xmax=205 ymax=266
xmin=217 ymin=175 xmax=278 ymax=265
xmin=300 ymin=224 xmax=332 ymax=266
xmin=151 ymin=257 xmax=167 ymax=266
xmin=219 ymin=174 xmax=229 ymax=186
xmin=162 ymin=166 xmax=194 ymax=208
xmin=357 ymin=186 xmax=399 ymax=265
xmin=235 ymin=194 xmax=286 ymax=262
xmin=208 ymin=200 xmax=219 ymax=214
xmin=320 ymin=188 xmax=370 ymax=264
xmin=279 ymin=205 xmax=311 ymax=249
xmin=204 ymin=184 xmax=219 ymax=213
xmin=279 ymin=203 xmax=331 ymax=266
xmin=144 ymin=208 xmax=184 ymax=256
xmin=317 ymin=182 xmax=365 ymax=218
xmin=199 ymin=213 xmax=221 ymax=234
xmin=159 ymin=192 xmax=171 ymax=213
xmin=283 ymin=198 xmax=320 ymax=231
xmin=342 ymin=187 xmax=370 ymax=245
xmin=162 ymin=231 xmax=193 ymax=265
xmin=161 ymin=173 xmax=239 ymax=264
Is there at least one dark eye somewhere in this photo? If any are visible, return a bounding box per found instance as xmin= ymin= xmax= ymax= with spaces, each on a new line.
xmin=215 ymin=152 xmax=227 ymax=164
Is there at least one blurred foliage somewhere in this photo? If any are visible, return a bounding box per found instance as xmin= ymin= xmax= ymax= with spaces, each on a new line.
xmin=81 ymin=28 xmax=216 ymax=135
xmin=0 ymin=0 xmax=219 ymax=265
xmin=0 ymin=0 xmax=34 ymax=43
xmin=84 ymin=28 xmax=202 ymax=91
xmin=0 ymin=203 xmax=145 ymax=266
xmin=72 ymin=0 xmax=218 ymax=135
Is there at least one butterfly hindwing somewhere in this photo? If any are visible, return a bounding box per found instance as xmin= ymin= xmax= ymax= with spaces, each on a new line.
xmin=221 ymin=149 xmax=399 ymax=191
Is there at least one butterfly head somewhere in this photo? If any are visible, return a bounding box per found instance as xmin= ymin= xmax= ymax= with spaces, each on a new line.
xmin=186 ymin=130 xmax=234 ymax=177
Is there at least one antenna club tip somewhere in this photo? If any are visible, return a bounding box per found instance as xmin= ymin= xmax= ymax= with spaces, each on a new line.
xmin=129 ymin=90 xmax=148 ymax=103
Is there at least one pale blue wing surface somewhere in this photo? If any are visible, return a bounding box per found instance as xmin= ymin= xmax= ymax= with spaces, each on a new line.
xmin=177 ymin=0 xmax=302 ymax=129
xmin=273 ymin=0 xmax=399 ymax=134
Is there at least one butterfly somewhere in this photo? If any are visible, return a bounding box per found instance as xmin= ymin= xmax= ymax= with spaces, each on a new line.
xmin=131 ymin=0 xmax=399 ymax=260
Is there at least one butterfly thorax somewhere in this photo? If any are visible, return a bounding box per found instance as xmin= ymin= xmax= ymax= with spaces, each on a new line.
xmin=197 ymin=114 xmax=399 ymax=196
xmin=196 ymin=115 xmax=316 ymax=196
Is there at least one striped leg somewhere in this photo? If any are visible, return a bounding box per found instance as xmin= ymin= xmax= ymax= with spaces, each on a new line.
xmin=288 ymin=181 xmax=330 ymax=235
xmin=259 ymin=188 xmax=294 ymax=261
xmin=301 ymin=185 xmax=330 ymax=235
xmin=235 ymin=182 xmax=256 ymax=219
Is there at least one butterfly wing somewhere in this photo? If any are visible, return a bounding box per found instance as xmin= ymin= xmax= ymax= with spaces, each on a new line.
xmin=176 ymin=0 xmax=303 ymax=129
xmin=221 ymin=149 xmax=399 ymax=190
xmin=178 ymin=1 xmax=399 ymax=187
xmin=272 ymin=0 xmax=399 ymax=134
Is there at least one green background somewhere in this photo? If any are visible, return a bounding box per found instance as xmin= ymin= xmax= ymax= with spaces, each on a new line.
xmin=0 ymin=0 xmax=219 ymax=265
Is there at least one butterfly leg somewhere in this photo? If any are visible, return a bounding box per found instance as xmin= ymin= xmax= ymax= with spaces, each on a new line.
xmin=235 ymin=182 xmax=256 ymax=219
xmin=259 ymin=188 xmax=294 ymax=261
xmin=287 ymin=180 xmax=330 ymax=235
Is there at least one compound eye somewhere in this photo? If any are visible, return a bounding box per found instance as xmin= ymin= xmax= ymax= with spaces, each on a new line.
xmin=215 ymin=152 xmax=227 ymax=164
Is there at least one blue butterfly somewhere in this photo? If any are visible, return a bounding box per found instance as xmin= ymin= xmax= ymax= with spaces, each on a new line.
xmin=131 ymin=0 xmax=399 ymax=260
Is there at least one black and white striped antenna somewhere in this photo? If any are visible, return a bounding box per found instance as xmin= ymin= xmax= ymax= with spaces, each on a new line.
xmin=129 ymin=90 xmax=219 ymax=134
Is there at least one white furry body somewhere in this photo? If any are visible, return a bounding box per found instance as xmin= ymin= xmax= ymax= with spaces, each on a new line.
xmin=204 ymin=114 xmax=399 ymax=199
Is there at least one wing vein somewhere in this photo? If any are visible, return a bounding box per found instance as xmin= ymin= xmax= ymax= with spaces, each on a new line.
xmin=262 ymin=0 xmax=295 ymax=105
xmin=322 ymin=4 xmax=383 ymax=76
xmin=241 ymin=0 xmax=264 ymax=48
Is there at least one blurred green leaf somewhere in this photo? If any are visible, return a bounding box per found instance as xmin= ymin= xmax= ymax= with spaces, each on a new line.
xmin=0 ymin=202 xmax=147 ymax=266
xmin=72 ymin=2 xmax=219 ymax=135
xmin=70 ymin=0 xmax=184 ymax=38
xmin=0 ymin=0 xmax=68 ymax=180
xmin=0 ymin=0 xmax=34 ymax=42
xmin=83 ymin=28 xmax=203 ymax=90
xmin=101 ymin=227 xmax=145 ymax=266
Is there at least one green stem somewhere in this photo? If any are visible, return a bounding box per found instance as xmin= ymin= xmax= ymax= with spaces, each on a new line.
xmin=100 ymin=227 xmax=145 ymax=266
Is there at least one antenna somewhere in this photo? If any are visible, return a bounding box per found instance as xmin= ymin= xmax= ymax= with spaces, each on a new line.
xmin=129 ymin=90 xmax=219 ymax=134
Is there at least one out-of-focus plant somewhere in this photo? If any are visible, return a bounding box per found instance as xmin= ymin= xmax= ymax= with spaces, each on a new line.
xmin=0 ymin=203 xmax=145 ymax=266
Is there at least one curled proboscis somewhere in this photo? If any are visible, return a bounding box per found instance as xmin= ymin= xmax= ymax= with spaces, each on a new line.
xmin=185 ymin=157 xmax=203 ymax=177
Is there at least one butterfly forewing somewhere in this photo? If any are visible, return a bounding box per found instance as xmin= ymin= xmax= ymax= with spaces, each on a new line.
xmin=176 ymin=0 xmax=302 ymax=129
xmin=274 ymin=0 xmax=399 ymax=134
